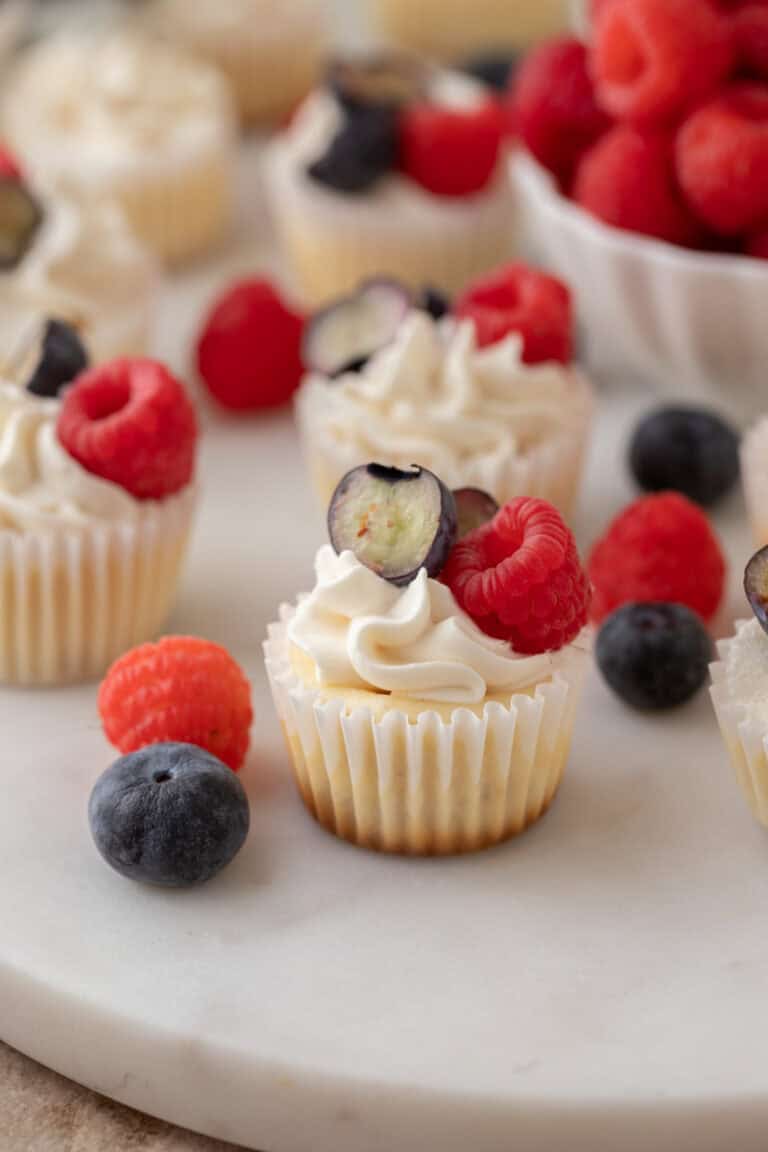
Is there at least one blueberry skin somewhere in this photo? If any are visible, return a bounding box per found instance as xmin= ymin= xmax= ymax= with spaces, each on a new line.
xmin=629 ymin=406 xmax=740 ymax=507
xmin=26 ymin=319 xmax=89 ymax=398
xmin=458 ymin=51 xmax=521 ymax=92
xmin=420 ymin=286 xmax=451 ymax=321
xmin=307 ymin=106 xmax=398 ymax=194
xmin=596 ymin=603 xmax=712 ymax=712
xmin=89 ymin=743 xmax=250 ymax=887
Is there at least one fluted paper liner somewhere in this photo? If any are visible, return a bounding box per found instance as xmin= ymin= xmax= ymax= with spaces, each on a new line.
xmin=0 ymin=486 xmax=195 ymax=686
xmin=711 ymin=638 xmax=768 ymax=827
xmin=264 ymin=144 xmax=515 ymax=309
xmin=264 ymin=607 xmax=588 ymax=855
xmin=742 ymin=419 xmax=768 ymax=548
xmin=296 ymin=376 xmax=593 ymax=524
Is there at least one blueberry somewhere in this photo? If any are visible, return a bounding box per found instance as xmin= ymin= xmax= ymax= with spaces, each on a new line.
xmin=0 ymin=178 xmax=43 ymax=271
xmin=596 ymin=602 xmax=712 ymax=711
xmin=457 ymin=51 xmax=521 ymax=92
xmin=745 ymin=547 xmax=768 ymax=636
xmin=303 ymin=278 xmax=411 ymax=377
xmin=307 ymin=105 xmax=398 ymax=194
xmin=88 ymin=743 xmax=250 ymax=887
xmin=26 ymin=318 xmax=89 ymax=398
xmin=328 ymin=463 xmax=458 ymax=586
xmin=327 ymin=55 xmax=426 ymax=112
xmin=453 ymin=487 xmax=499 ymax=538
xmin=420 ymin=286 xmax=451 ymax=321
xmin=629 ymin=406 xmax=740 ymax=507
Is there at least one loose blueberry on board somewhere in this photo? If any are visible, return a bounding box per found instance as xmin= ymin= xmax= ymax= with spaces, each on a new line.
xmin=327 ymin=55 xmax=426 ymax=112
xmin=459 ymin=51 xmax=521 ymax=92
xmin=25 ymin=318 xmax=89 ymax=398
xmin=453 ymin=487 xmax=499 ymax=538
xmin=629 ymin=406 xmax=740 ymax=507
xmin=328 ymin=463 xmax=458 ymax=586
xmin=420 ymin=285 xmax=451 ymax=321
xmin=745 ymin=547 xmax=768 ymax=636
xmin=303 ymin=279 xmax=411 ymax=377
xmin=307 ymin=105 xmax=399 ymax=193
xmin=88 ymin=742 xmax=250 ymax=887
xmin=0 ymin=178 xmax=42 ymax=270
xmin=595 ymin=602 xmax=712 ymax=711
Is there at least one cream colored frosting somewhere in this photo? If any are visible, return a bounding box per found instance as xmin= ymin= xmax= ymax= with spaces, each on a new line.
xmin=723 ymin=618 xmax=768 ymax=723
xmin=3 ymin=33 xmax=235 ymax=182
xmin=299 ymin=312 xmax=592 ymax=490
xmin=288 ymin=545 xmax=559 ymax=704
xmin=0 ymin=377 xmax=141 ymax=532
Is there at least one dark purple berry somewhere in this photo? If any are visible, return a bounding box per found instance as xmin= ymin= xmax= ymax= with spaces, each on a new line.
xmin=328 ymin=463 xmax=458 ymax=586
xmin=26 ymin=318 xmax=89 ymax=398
xmin=745 ymin=546 xmax=768 ymax=636
xmin=303 ymin=278 xmax=411 ymax=377
xmin=420 ymin=285 xmax=451 ymax=320
xmin=307 ymin=105 xmax=398 ymax=193
xmin=88 ymin=742 xmax=250 ymax=887
xmin=458 ymin=52 xmax=521 ymax=92
xmin=629 ymin=406 xmax=740 ymax=507
xmin=454 ymin=487 xmax=499 ymax=538
xmin=596 ymin=602 xmax=712 ymax=711
xmin=0 ymin=178 xmax=43 ymax=270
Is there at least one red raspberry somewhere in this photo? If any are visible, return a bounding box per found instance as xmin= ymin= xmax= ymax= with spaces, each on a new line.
xmin=197 ymin=279 xmax=305 ymax=412
xmin=398 ymin=97 xmax=504 ymax=197
xmin=593 ymin=0 xmax=733 ymax=125
xmin=731 ymin=4 xmax=768 ymax=78
xmin=0 ymin=145 xmax=22 ymax=181
xmin=453 ymin=263 xmax=573 ymax=363
xmin=99 ymin=637 xmax=253 ymax=772
xmin=588 ymin=493 xmax=726 ymax=625
xmin=511 ymin=38 xmax=611 ymax=189
xmin=748 ymin=229 xmax=768 ymax=257
xmin=441 ymin=498 xmax=590 ymax=655
xmin=574 ymin=125 xmax=700 ymax=245
xmin=57 ymin=359 xmax=197 ymax=500
xmin=676 ymin=85 xmax=768 ymax=235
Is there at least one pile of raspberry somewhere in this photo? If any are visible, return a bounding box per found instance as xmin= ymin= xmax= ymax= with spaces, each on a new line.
xmin=511 ymin=0 xmax=768 ymax=257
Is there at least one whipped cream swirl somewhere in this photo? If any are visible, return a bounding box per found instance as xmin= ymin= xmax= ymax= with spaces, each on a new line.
xmin=0 ymin=379 xmax=140 ymax=531
xmin=288 ymin=545 xmax=558 ymax=704
xmin=299 ymin=312 xmax=592 ymax=489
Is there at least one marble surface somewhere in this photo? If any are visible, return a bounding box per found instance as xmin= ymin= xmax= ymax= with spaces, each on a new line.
xmin=0 ymin=1041 xmax=243 ymax=1151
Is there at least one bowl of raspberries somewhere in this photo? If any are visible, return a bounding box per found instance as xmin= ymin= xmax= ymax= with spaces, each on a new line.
xmin=509 ymin=0 xmax=768 ymax=422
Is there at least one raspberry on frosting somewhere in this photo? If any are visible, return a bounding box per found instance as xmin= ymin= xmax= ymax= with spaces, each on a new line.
xmin=592 ymin=0 xmax=733 ymax=126
xmin=57 ymin=358 xmax=198 ymax=500
xmin=588 ymin=492 xmax=726 ymax=625
xmin=99 ymin=636 xmax=253 ymax=772
xmin=441 ymin=497 xmax=591 ymax=655
xmin=454 ymin=263 xmax=573 ymax=363
xmin=398 ymin=96 xmax=505 ymax=197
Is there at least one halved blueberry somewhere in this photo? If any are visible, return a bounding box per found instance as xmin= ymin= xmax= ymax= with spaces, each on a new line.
xmin=0 ymin=178 xmax=43 ymax=270
xmin=327 ymin=55 xmax=427 ymax=111
xmin=745 ymin=547 xmax=768 ymax=636
xmin=303 ymin=278 xmax=411 ymax=377
xmin=458 ymin=52 xmax=521 ymax=92
xmin=420 ymin=285 xmax=451 ymax=321
xmin=307 ymin=104 xmax=399 ymax=194
xmin=26 ymin=318 xmax=89 ymax=398
xmin=328 ymin=463 xmax=458 ymax=586
xmin=453 ymin=487 xmax=499 ymax=538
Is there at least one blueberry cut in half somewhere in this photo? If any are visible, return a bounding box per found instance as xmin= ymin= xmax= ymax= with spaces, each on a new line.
xmin=303 ymin=278 xmax=411 ymax=377
xmin=0 ymin=178 xmax=43 ymax=271
xmin=458 ymin=51 xmax=521 ymax=92
xmin=420 ymin=285 xmax=451 ymax=321
xmin=745 ymin=547 xmax=768 ymax=637
xmin=629 ymin=405 xmax=740 ymax=508
xmin=596 ymin=602 xmax=712 ymax=711
xmin=88 ymin=742 xmax=250 ymax=887
xmin=454 ymin=487 xmax=499 ymax=539
xmin=307 ymin=104 xmax=399 ymax=194
xmin=26 ymin=318 xmax=89 ymax=398
xmin=328 ymin=463 xmax=458 ymax=586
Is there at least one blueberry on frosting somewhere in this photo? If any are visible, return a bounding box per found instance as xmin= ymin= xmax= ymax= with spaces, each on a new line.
xmin=303 ymin=278 xmax=411 ymax=377
xmin=26 ymin=318 xmax=89 ymax=398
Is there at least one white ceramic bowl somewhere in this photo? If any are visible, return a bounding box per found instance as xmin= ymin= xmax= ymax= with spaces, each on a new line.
xmin=511 ymin=150 xmax=768 ymax=424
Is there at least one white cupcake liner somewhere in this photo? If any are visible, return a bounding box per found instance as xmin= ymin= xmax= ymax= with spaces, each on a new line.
xmin=265 ymin=142 xmax=516 ymax=309
xmin=295 ymin=373 xmax=594 ymax=523
xmin=374 ymin=0 xmax=569 ymax=57
xmin=512 ymin=151 xmax=768 ymax=424
xmin=711 ymin=638 xmax=768 ymax=827
xmin=264 ymin=607 xmax=588 ymax=855
xmin=0 ymin=486 xmax=195 ymax=686
xmin=741 ymin=419 xmax=768 ymax=547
